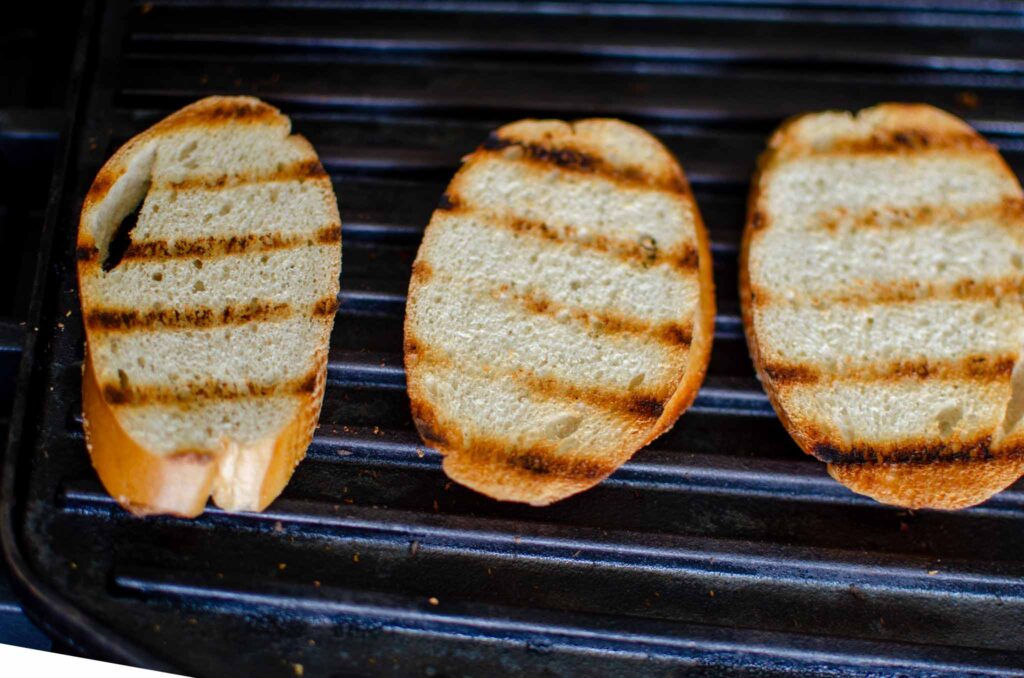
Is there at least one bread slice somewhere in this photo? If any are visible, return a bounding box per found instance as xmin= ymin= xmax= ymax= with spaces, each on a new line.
xmin=741 ymin=103 xmax=1024 ymax=510
xmin=77 ymin=96 xmax=341 ymax=517
xmin=404 ymin=119 xmax=715 ymax=505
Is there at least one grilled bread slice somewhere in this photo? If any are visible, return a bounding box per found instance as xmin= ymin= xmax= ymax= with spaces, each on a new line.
xmin=404 ymin=119 xmax=715 ymax=505
xmin=77 ymin=96 xmax=341 ymax=517
xmin=741 ymin=103 xmax=1024 ymax=509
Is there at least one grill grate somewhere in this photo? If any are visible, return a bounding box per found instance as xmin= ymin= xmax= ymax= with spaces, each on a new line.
xmin=5 ymin=1 xmax=1024 ymax=675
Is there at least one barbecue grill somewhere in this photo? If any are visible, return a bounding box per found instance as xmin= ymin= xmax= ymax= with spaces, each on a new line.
xmin=4 ymin=1 xmax=1024 ymax=675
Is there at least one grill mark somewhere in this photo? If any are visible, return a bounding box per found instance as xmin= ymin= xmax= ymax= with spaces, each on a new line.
xmin=814 ymin=197 xmax=1024 ymax=233
xmin=489 ymin=283 xmax=693 ymax=348
xmin=443 ymin=203 xmax=699 ymax=274
xmin=87 ymin=295 xmax=337 ymax=333
xmin=751 ymin=274 xmax=1024 ymax=309
xmin=813 ymin=432 xmax=1009 ymax=465
xmin=86 ymin=300 xmax=293 ymax=332
xmin=155 ymin=99 xmax=282 ymax=134
xmin=77 ymin=225 xmax=341 ymax=263
xmin=411 ymin=340 xmax=668 ymax=421
xmin=808 ymin=129 xmax=989 ymax=156
xmin=814 ymin=439 xmax=991 ymax=465
xmin=481 ymin=133 xmax=685 ymax=194
xmin=459 ymin=434 xmax=616 ymax=481
xmin=767 ymin=354 xmax=1015 ymax=385
xmin=519 ymin=369 xmax=667 ymax=419
xmin=311 ymin=295 xmax=340 ymax=317
xmin=101 ymin=370 xmax=319 ymax=407
xmin=161 ymin=158 xmax=327 ymax=192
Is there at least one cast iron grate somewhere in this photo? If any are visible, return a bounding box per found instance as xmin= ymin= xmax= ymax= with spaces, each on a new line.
xmin=5 ymin=1 xmax=1024 ymax=675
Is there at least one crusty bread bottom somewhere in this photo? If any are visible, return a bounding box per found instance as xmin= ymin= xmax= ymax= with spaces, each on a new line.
xmin=83 ymin=349 xmax=321 ymax=517
xmin=828 ymin=458 xmax=1024 ymax=510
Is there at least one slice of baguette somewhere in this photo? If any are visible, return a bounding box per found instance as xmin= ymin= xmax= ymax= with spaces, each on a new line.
xmin=77 ymin=96 xmax=341 ymax=517
xmin=404 ymin=119 xmax=715 ymax=505
xmin=741 ymin=103 xmax=1024 ymax=510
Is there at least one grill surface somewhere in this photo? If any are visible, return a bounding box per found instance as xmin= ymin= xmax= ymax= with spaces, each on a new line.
xmin=5 ymin=1 xmax=1024 ymax=675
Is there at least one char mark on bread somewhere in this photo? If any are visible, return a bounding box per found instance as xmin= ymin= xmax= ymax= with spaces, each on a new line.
xmin=812 ymin=433 xmax=1004 ymax=465
xmin=439 ymin=202 xmax=699 ymax=273
xmin=77 ymin=225 xmax=341 ymax=264
xmin=462 ymin=435 xmax=617 ymax=480
xmin=163 ymin=158 xmax=327 ymax=192
xmin=481 ymin=132 xmax=686 ymax=194
xmin=101 ymin=368 xmax=322 ymax=407
xmin=765 ymin=354 xmax=1016 ymax=385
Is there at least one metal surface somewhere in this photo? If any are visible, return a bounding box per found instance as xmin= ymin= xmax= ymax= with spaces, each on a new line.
xmin=0 ymin=6 xmax=80 ymax=648
xmin=5 ymin=1 xmax=1024 ymax=675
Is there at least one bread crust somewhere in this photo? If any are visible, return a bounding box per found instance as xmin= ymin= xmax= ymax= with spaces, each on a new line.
xmin=78 ymin=96 xmax=335 ymax=517
xmin=405 ymin=118 xmax=714 ymax=505
xmin=740 ymin=103 xmax=1024 ymax=510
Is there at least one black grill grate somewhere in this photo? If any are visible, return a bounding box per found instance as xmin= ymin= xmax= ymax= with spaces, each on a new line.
xmin=5 ymin=1 xmax=1024 ymax=675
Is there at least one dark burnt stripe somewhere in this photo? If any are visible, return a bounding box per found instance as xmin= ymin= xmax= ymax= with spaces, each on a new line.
xmin=482 ymin=134 xmax=684 ymax=194
xmin=467 ymin=435 xmax=616 ymax=480
xmin=112 ymin=224 xmax=341 ymax=262
xmin=751 ymin=275 xmax=1024 ymax=310
xmin=515 ymin=369 xmax=665 ymax=419
xmin=826 ymin=129 xmax=988 ymax=155
xmin=101 ymin=370 xmax=319 ymax=407
xmin=765 ymin=354 xmax=1014 ymax=385
xmin=163 ymin=158 xmax=327 ymax=192
xmin=815 ymin=196 xmax=1024 ymax=233
xmin=156 ymin=100 xmax=280 ymax=133
xmin=411 ymin=339 xmax=669 ymax=421
xmin=498 ymin=284 xmax=693 ymax=349
xmin=85 ymin=300 xmax=292 ymax=332
xmin=77 ymin=245 xmax=99 ymax=262
xmin=764 ymin=363 xmax=819 ymax=384
xmin=451 ymin=206 xmax=699 ymax=273
xmin=815 ymin=435 xmax=995 ymax=465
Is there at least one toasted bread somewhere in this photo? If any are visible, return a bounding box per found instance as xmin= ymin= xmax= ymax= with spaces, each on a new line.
xmin=77 ymin=96 xmax=341 ymax=517
xmin=741 ymin=103 xmax=1024 ymax=509
xmin=404 ymin=119 xmax=715 ymax=505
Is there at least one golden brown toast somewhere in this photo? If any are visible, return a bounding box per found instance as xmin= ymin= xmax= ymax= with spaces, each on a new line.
xmin=404 ymin=118 xmax=715 ymax=505
xmin=78 ymin=96 xmax=341 ymax=517
xmin=741 ymin=103 xmax=1024 ymax=509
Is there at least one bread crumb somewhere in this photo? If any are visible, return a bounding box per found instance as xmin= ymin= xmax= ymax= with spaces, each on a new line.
xmin=313 ymin=580 xmax=321 ymax=588
xmin=353 ymin=553 xmax=360 ymax=563
xmin=927 ymin=570 xmax=938 ymax=575
xmin=278 ymin=563 xmax=287 ymax=571
xmin=292 ymin=663 xmax=304 ymax=676
xmin=428 ymin=597 xmax=439 ymax=606
xmin=273 ymin=521 xmax=284 ymax=533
